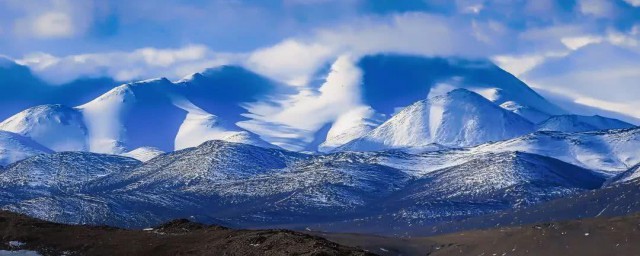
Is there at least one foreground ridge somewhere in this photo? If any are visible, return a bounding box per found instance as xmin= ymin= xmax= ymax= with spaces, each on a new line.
xmin=0 ymin=210 xmax=372 ymax=256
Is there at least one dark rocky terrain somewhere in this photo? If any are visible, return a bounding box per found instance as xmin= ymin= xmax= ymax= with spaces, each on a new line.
xmin=3 ymin=209 xmax=640 ymax=256
xmin=0 ymin=211 xmax=371 ymax=256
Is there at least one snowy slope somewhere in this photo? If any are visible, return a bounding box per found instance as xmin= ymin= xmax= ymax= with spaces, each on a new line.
xmin=472 ymin=127 xmax=640 ymax=174
xmin=606 ymin=164 xmax=640 ymax=185
xmin=537 ymin=114 xmax=635 ymax=132
xmin=0 ymin=152 xmax=140 ymax=194
xmin=0 ymin=131 xmax=52 ymax=167
xmin=366 ymin=152 xmax=606 ymax=227
xmin=0 ymin=104 xmax=87 ymax=151
xmin=0 ymin=75 xmax=275 ymax=162
xmin=77 ymin=78 xmax=186 ymax=153
xmin=340 ymin=89 xmax=534 ymax=152
xmin=76 ymin=78 xmax=274 ymax=154
xmin=401 ymin=152 xmax=604 ymax=204
xmin=113 ymin=140 xmax=305 ymax=193
xmin=0 ymin=152 xmax=146 ymax=227
xmin=121 ymin=147 xmax=164 ymax=162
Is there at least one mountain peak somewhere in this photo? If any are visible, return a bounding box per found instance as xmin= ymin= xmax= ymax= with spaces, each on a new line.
xmin=339 ymin=89 xmax=534 ymax=151
xmin=438 ymin=88 xmax=485 ymax=101
xmin=132 ymin=77 xmax=171 ymax=85
xmin=178 ymin=65 xmax=260 ymax=84
xmin=356 ymin=54 xmax=565 ymax=123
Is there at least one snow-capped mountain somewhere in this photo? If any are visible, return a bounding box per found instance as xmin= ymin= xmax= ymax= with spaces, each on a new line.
xmin=0 ymin=74 xmax=277 ymax=158
xmin=356 ymin=55 xmax=567 ymax=123
xmin=0 ymin=131 xmax=52 ymax=167
xmin=339 ymin=89 xmax=534 ymax=152
xmin=537 ymin=114 xmax=635 ymax=132
xmin=78 ymin=78 xmax=183 ymax=153
xmin=0 ymin=53 xmax=613 ymax=157
xmin=472 ymin=127 xmax=640 ymax=174
xmin=0 ymin=104 xmax=87 ymax=151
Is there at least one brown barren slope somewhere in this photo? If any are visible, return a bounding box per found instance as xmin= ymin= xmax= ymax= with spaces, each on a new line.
xmin=316 ymin=214 xmax=640 ymax=256
xmin=0 ymin=211 xmax=372 ymax=256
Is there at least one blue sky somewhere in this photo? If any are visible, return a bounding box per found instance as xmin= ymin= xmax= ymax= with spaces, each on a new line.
xmin=1 ymin=0 xmax=638 ymax=56
xmin=1 ymin=0 xmax=640 ymax=122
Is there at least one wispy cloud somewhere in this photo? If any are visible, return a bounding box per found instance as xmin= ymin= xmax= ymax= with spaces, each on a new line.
xmin=17 ymin=45 xmax=239 ymax=83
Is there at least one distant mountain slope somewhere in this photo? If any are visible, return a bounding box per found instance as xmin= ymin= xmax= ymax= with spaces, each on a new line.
xmin=303 ymin=151 xmax=605 ymax=236
xmin=113 ymin=140 xmax=306 ymax=192
xmin=340 ymin=89 xmax=534 ymax=152
xmin=472 ymin=127 xmax=640 ymax=174
xmin=398 ymin=152 xmax=604 ymax=205
xmin=0 ymin=152 xmax=140 ymax=195
xmin=0 ymin=131 xmax=52 ymax=167
xmin=0 ymin=140 xmax=610 ymax=232
xmin=418 ymin=167 xmax=640 ymax=237
xmin=537 ymin=114 xmax=635 ymax=132
xmin=319 ymin=213 xmax=640 ymax=256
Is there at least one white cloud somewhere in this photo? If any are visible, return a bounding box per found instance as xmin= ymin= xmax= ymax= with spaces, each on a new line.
xmin=138 ymin=45 xmax=209 ymax=67
xmin=623 ymin=0 xmax=640 ymax=7
xmin=606 ymin=31 xmax=639 ymax=47
xmin=247 ymin=12 xmax=498 ymax=86
xmin=573 ymin=97 xmax=640 ymax=119
xmin=240 ymin=55 xmax=364 ymax=150
xmin=493 ymin=55 xmax=547 ymax=76
xmin=18 ymin=45 xmax=237 ymax=84
xmin=522 ymin=40 xmax=640 ymax=122
xmin=460 ymin=4 xmax=484 ymax=14
xmin=578 ymin=0 xmax=617 ymax=18
xmin=247 ymin=40 xmax=335 ymax=86
xmin=30 ymin=12 xmax=74 ymax=38
xmin=561 ymin=36 xmax=603 ymax=50
xmin=632 ymin=24 xmax=640 ymax=35
xmin=10 ymin=0 xmax=95 ymax=39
